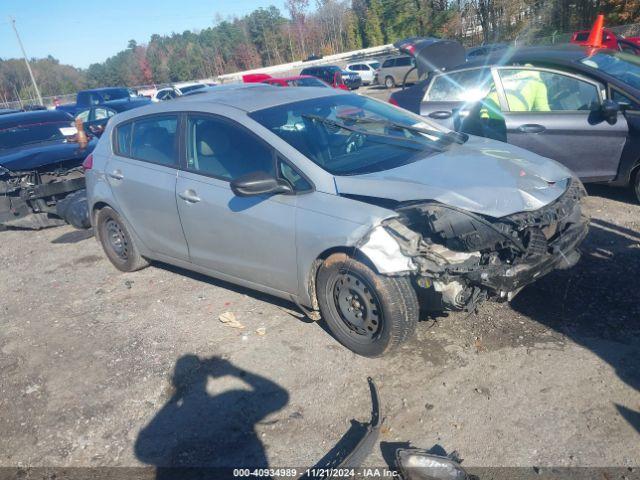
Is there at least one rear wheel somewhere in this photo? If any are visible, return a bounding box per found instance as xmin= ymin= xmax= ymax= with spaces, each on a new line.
xmin=316 ymin=253 xmax=418 ymax=357
xmin=384 ymin=76 xmax=396 ymax=89
xmin=96 ymin=206 xmax=148 ymax=272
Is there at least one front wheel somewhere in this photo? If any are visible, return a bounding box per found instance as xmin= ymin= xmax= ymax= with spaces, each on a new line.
xmin=316 ymin=253 xmax=418 ymax=357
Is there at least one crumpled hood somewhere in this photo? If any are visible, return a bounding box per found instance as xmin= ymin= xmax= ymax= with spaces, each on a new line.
xmin=334 ymin=135 xmax=574 ymax=218
xmin=0 ymin=140 xmax=96 ymax=173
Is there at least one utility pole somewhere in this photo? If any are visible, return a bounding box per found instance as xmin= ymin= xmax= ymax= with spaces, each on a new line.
xmin=9 ymin=16 xmax=43 ymax=106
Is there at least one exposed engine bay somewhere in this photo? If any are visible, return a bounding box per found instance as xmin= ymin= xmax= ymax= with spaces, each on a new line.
xmin=0 ymin=161 xmax=85 ymax=228
xmin=362 ymin=179 xmax=589 ymax=311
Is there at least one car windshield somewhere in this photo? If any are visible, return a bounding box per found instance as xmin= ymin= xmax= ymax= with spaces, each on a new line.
xmin=580 ymin=52 xmax=640 ymax=90
xmin=0 ymin=121 xmax=73 ymax=150
xmin=249 ymin=94 xmax=455 ymax=176
xmin=369 ymin=62 xmax=380 ymax=69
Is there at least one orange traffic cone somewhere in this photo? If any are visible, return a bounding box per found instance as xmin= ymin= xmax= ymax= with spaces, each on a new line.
xmin=586 ymin=14 xmax=605 ymax=48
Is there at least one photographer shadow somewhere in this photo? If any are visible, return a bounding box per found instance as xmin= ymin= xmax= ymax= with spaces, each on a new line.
xmin=135 ymin=355 xmax=289 ymax=480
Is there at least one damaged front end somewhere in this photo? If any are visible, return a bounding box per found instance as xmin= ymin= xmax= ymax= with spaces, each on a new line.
xmin=362 ymin=178 xmax=589 ymax=311
xmin=0 ymin=161 xmax=85 ymax=229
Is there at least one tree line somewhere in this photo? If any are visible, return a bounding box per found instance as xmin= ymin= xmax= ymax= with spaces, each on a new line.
xmin=1 ymin=0 xmax=638 ymax=104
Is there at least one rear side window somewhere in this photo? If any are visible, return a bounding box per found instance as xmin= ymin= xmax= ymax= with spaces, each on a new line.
xmin=382 ymin=58 xmax=395 ymax=68
xmin=115 ymin=115 xmax=178 ymax=167
xmin=396 ymin=57 xmax=412 ymax=67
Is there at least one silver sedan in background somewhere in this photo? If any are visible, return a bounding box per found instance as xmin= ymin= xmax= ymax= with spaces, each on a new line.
xmin=85 ymin=84 xmax=588 ymax=357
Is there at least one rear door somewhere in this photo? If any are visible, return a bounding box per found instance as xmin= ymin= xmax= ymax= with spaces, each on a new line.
xmin=496 ymin=67 xmax=628 ymax=181
xmin=106 ymin=114 xmax=189 ymax=260
xmin=175 ymin=113 xmax=299 ymax=294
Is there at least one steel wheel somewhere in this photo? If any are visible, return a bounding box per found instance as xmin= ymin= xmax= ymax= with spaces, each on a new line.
xmin=105 ymin=218 xmax=129 ymax=261
xmin=332 ymin=271 xmax=382 ymax=339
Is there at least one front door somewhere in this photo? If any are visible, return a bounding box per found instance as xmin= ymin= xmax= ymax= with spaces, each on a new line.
xmin=420 ymin=67 xmax=497 ymax=135
xmin=106 ymin=113 xmax=188 ymax=260
xmin=497 ymin=67 xmax=628 ymax=181
xmin=175 ymin=114 xmax=298 ymax=294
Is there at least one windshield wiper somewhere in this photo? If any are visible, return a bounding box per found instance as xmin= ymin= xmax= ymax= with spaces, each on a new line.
xmin=301 ymin=114 xmax=442 ymax=152
xmin=336 ymin=115 xmax=468 ymax=144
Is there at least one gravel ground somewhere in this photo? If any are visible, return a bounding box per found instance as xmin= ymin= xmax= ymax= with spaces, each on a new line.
xmin=1 ymin=87 xmax=639 ymax=476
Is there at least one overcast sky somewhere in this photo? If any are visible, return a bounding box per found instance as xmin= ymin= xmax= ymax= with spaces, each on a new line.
xmin=0 ymin=0 xmax=286 ymax=69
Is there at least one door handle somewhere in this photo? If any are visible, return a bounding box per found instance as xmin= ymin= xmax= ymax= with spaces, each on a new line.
xmin=428 ymin=110 xmax=453 ymax=120
xmin=178 ymin=189 xmax=201 ymax=203
xmin=108 ymin=170 xmax=124 ymax=180
xmin=517 ymin=124 xmax=546 ymax=133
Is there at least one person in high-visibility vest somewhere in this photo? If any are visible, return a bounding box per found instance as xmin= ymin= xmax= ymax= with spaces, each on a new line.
xmin=480 ymin=68 xmax=550 ymax=119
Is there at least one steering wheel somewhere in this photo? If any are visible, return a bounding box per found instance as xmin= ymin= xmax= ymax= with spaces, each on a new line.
xmin=345 ymin=132 xmax=365 ymax=153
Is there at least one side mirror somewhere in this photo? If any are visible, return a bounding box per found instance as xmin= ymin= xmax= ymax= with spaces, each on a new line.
xmin=230 ymin=171 xmax=293 ymax=197
xmin=600 ymin=99 xmax=620 ymax=125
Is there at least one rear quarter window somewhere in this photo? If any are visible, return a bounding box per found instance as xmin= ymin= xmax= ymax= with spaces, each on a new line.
xmin=114 ymin=115 xmax=178 ymax=167
xmin=115 ymin=122 xmax=133 ymax=156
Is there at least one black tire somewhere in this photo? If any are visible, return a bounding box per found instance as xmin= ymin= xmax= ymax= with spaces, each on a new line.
xmin=384 ymin=76 xmax=395 ymax=89
xmin=56 ymin=189 xmax=90 ymax=229
xmin=633 ymin=168 xmax=640 ymax=204
xmin=316 ymin=253 xmax=418 ymax=357
xmin=96 ymin=206 xmax=148 ymax=272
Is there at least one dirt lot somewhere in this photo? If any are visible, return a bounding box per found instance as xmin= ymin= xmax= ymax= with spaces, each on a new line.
xmin=1 ymin=87 xmax=639 ymax=477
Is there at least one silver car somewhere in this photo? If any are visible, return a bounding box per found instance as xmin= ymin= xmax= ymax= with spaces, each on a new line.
xmin=377 ymin=55 xmax=419 ymax=88
xmin=86 ymin=84 xmax=588 ymax=357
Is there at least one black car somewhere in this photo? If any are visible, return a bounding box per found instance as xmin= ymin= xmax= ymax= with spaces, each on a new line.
xmin=0 ymin=110 xmax=95 ymax=229
xmin=340 ymin=69 xmax=362 ymax=90
xmin=390 ymin=45 xmax=640 ymax=201
xmin=465 ymin=42 xmax=509 ymax=60
xmin=300 ymin=65 xmax=362 ymax=90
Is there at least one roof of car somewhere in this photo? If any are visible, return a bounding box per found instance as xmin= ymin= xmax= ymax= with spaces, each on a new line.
xmin=183 ymin=83 xmax=345 ymax=110
xmin=462 ymin=44 xmax=601 ymax=68
xmin=0 ymin=109 xmax=73 ymax=128
xmin=124 ymin=83 xmax=347 ymax=116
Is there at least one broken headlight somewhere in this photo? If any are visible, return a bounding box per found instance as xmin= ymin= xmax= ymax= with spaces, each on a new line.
xmin=399 ymin=203 xmax=522 ymax=253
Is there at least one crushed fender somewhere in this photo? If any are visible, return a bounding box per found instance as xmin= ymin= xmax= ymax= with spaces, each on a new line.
xmin=360 ymin=179 xmax=589 ymax=311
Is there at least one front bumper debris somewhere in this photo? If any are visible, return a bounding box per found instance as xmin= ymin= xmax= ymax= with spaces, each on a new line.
xmin=0 ymin=167 xmax=85 ymax=228
xmin=376 ymin=178 xmax=589 ymax=310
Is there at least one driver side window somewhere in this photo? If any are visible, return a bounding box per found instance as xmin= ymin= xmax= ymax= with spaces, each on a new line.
xmin=498 ymin=69 xmax=599 ymax=112
xmin=186 ymin=115 xmax=275 ymax=181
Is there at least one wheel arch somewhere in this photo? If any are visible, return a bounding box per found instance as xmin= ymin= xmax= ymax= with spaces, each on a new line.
xmin=305 ymin=245 xmax=383 ymax=312
xmin=91 ymin=201 xmax=151 ymax=258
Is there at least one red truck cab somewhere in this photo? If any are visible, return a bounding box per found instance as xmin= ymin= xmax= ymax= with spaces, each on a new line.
xmin=570 ymin=17 xmax=640 ymax=52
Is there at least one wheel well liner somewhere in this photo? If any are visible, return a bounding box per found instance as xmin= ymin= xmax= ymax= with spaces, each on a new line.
xmin=307 ymin=246 xmax=380 ymax=311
